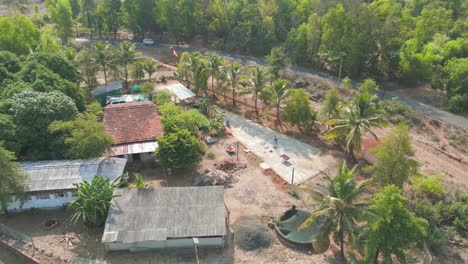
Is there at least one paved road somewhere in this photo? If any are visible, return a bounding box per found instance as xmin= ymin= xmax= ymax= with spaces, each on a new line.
xmin=77 ymin=38 xmax=468 ymax=129
xmin=224 ymin=111 xmax=330 ymax=184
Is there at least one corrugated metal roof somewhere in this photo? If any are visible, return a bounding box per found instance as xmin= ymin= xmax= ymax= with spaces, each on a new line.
xmin=91 ymin=81 xmax=123 ymax=97
xmin=102 ymin=186 xmax=226 ymax=243
xmin=164 ymin=83 xmax=196 ymax=101
xmin=109 ymin=141 xmax=158 ymax=156
xmin=20 ymin=158 xmax=127 ymax=192
xmin=106 ymin=94 xmax=147 ymax=105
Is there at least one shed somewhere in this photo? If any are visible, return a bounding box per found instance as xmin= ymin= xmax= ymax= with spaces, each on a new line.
xmin=6 ymin=157 xmax=127 ymax=212
xmin=91 ymin=81 xmax=123 ymax=105
xmin=161 ymin=82 xmax=196 ymax=104
xmin=102 ymin=186 xmax=227 ymax=252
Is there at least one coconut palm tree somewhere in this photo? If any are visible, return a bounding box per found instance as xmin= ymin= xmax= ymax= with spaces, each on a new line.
xmin=260 ymin=78 xmax=290 ymax=124
xmin=76 ymin=50 xmax=98 ymax=93
xmin=325 ymin=91 xmax=387 ymax=160
xmin=175 ymin=52 xmax=192 ymax=88
xmin=199 ymin=93 xmax=211 ymax=116
xmin=92 ymin=41 xmax=112 ymax=84
xmin=131 ymin=61 xmax=145 ymax=84
xmin=226 ymin=62 xmax=242 ymax=106
xmin=191 ymin=57 xmax=209 ymax=95
xmin=207 ymin=54 xmax=224 ymax=98
xmin=143 ymin=59 xmax=158 ymax=82
xmin=300 ymin=161 xmax=372 ymax=263
xmin=107 ymin=46 xmax=121 ymax=81
xmin=217 ymin=66 xmax=229 ymax=104
xmin=241 ymin=67 xmax=268 ymax=118
xmin=117 ymin=41 xmax=136 ymax=92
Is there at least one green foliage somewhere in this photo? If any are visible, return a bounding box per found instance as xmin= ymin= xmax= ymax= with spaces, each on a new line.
xmin=241 ymin=67 xmax=268 ymax=117
xmin=0 ymin=113 xmax=17 ymax=153
xmin=46 ymin=0 xmax=74 ymax=45
xmin=261 ymin=78 xmax=291 ymax=123
xmin=154 ymin=91 xmax=174 ymax=106
xmin=283 ymin=89 xmax=317 ymax=131
xmin=12 ymin=91 xmax=78 ymax=160
xmin=76 ymin=50 xmax=98 ymax=92
xmin=140 ymin=83 xmax=154 ymax=99
xmin=129 ymin=173 xmax=150 ymax=189
xmin=439 ymin=58 xmax=468 ymax=113
xmin=358 ymin=78 xmax=379 ymax=94
xmin=0 ymin=144 xmax=26 ymax=214
xmin=131 ymin=61 xmax=145 ymax=83
xmin=341 ymin=77 xmax=352 ymax=91
xmin=142 ymin=59 xmax=158 ymax=81
xmin=301 ymin=161 xmax=372 ymax=262
xmin=84 ymin=102 xmax=104 ymax=121
xmin=69 ymin=175 xmax=120 ymax=227
xmin=49 ymin=114 xmax=113 ymax=160
xmin=325 ymin=92 xmax=387 ymax=159
xmin=411 ymin=173 xmax=445 ymax=201
xmin=366 ymin=124 xmax=418 ymax=188
xmin=266 ymin=46 xmax=287 ymax=79
xmin=92 ymin=42 xmax=112 ymax=84
xmin=320 ymin=88 xmax=341 ymax=121
xmin=156 ymin=129 xmax=206 ymax=170
xmin=226 ymin=62 xmax=242 ymax=105
xmin=379 ymin=99 xmax=414 ymax=124
xmin=26 ymin=52 xmax=79 ymax=83
xmin=0 ymin=15 xmax=41 ymax=55
xmin=364 ymin=185 xmax=428 ymax=263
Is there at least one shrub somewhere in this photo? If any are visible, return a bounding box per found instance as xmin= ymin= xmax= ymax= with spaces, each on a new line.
xmin=411 ymin=173 xmax=445 ymax=200
xmin=206 ymin=151 xmax=215 ymax=160
xmin=379 ymin=99 xmax=414 ymax=124
xmin=429 ymin=118 xmax=441 ymax=127
xmin=154 ymin=91 xmax=174 ymax=106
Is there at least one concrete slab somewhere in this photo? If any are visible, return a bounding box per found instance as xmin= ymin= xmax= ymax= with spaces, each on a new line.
xmin=224 ymin=111 xmax=328 ymax=184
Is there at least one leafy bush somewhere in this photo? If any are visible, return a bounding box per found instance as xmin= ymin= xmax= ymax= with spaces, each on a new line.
xmin=411 ymin=173 xmax=445 ymax=200
xmin=154 ymin=91 xmax=174 ymax=106
xmin=379 ymin=99 xmax=414 ymax=124
xmin=206 ymin=151 xmax=215 ymax=160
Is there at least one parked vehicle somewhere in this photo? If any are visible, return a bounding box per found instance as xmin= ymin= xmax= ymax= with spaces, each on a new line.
xmin=143 ymin=38 xmax=154 ymax=45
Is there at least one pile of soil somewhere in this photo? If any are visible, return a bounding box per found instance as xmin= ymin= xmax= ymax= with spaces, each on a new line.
xmin=215 ymin=158 xmax=247 ymax=174
xmin=234 ymin=216 xmax=273 ymax=251
xmin=192 ymin=170 xmax=238 ymax=187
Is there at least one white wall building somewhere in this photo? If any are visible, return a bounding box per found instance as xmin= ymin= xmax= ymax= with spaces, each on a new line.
xmin=6 ymin=157 xmax=127 ymax=212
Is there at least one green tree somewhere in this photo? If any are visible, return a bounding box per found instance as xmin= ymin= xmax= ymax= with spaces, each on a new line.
xmin=175 ymin=51 xmax=192 ymax=88
xmin=0 ymin=114 xmax=16 ymax=153
xmin=325 ymin=92 xmax=387 ymax=159
xmin=129 ymin=173 xmax=150 ymax=189
xmin=438 ymin=58 xmax=468 ymax=113
xmin=241 ymin=67 xmax=268 ymax=118
xmin=206 ymin=54 xmax=224 ymax=97
xmin=12 ymin=91 xmax=78 ymax=160
xmin=93 ymin=41 xmax=112 ymax=84
xmin=49 ymin=114 xmax=113 ymax=159
xmin=46 ymin=0 xmax=73 ymax=45
xmin=364 ymin=185 xmax=428 ymax=264
xmin=0 ymin=15 xmax=41 ymax=55
xmin=300 ymin=161 xmax=372 ymax=262
xmin=261 ymin=78 xmax=291 ymax=124
xmin=341 ymin=77 xmax=353 ymax=91
xmin=143 ymin=59 xmax=158 ymax=82
xmin=265 ymin=46 xmax=287 ymax=81
xmin=283 ymin=89 xmax=317 ymax=131
xmin=117 ymin=41 xmax=136 ymax=91
xmin=154 ymin=91 xmax=174 ymax=106
xmin=131 ymin=61 xmax=145 ymax=84
xmin=227 ymin=62 xmax=243 ymax=106
xmin=358 ymin=78 xmax=379 ymax=94
xmin=0 ymin=144 xmax=26 ymax=214
xmin=155 ymin=129 xmax=206 ymax=171
xmin=98 ymin=0 xmax=122 ymax=38
xmin=366 ymin=124 xmax=418 ymax=188
xmin=320 ymin=88 xmax=341 ymax=121
xmin=79 ymin=0 xmax=97 ymax=38
xmin=160 ymin=109 xmax=199 ymax=135
xmin=69 ymin=175 xmax=120 ymax=227
xmin=76 ymin=50 xmax=98 ymax=93
xmin=139 ymin=82 xmax=154 ymax=99
xmin=415 ymin=7 xmax=453 ymax=44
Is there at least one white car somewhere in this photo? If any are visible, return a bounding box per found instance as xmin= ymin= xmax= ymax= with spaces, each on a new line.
xmin=142 ymin=38 xmax=154 ymax=45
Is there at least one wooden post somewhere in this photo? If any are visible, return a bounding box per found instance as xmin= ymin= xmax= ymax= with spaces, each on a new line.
xmin=291 ymin=168 xmax=295 ymax=185
xmin=236 ymin=142 xmax=239 ymax=161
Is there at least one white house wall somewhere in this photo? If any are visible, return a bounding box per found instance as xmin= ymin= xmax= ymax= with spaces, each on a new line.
xmin=106 ymin=237 xmax=225 ymax=252
xmin=6 ymin=191 xmax=74 ymax=212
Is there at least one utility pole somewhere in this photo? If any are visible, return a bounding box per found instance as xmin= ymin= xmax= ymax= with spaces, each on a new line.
xmin=193 ymin=237 xmax=200 ymax=264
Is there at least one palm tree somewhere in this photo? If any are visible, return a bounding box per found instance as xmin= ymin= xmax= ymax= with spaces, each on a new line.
xmin=217 ymin=66 xmax=229 ymax=104
xmin=92 ymin=41 xmax=112 ymax=85
xmin=107 ymin=46 xmax=121 ymax=81
xmin=192 ymin=57 xmax=209 ymax=95
xmin=199 ymin=93 xmax=211 ymax=116
xmin=241 ymin=67 xmax=267 ymax=118
xmin=227 ymin=62 xmax=242 ymax=106
xmin=117 ymin=41 xmax=136 ymax=92
xmin=300 ymin=161 xmax=372 ymax=263
xmin=175 ymin=52 xmax=192 ymax=88
xmin=325 ymin=91 xmax=387 ymax=160
xmin=261 ymin=78 xmax=290 ymax=124
xmin=207 ymin=54 xmax=223 ymax=98
xmin=76 ymin=50 xmax=98 ymax=93
xmin=143 ymin=59 xmax=158 ymax=82
xmin=69 ymin=175 xmax=120 ymax=227
xmin=131 ymin=61 xmax=145 ymax=84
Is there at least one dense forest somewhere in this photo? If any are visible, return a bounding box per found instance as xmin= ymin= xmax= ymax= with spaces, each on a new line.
xmin=2 ymin=0 xmax=466 ymax=112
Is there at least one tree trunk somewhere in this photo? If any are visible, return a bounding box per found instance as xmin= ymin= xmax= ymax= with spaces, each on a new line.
xmin=276 ymin=104 xmax=281 ymax=124
xmin=232 ymin=87 xmax=236 ymax=106
xmin=212 ymin=77 xmax=216 ymax=98
xmin=124 ymin=65 xmax=129 ymax=92
xmin=254 ymin=93 xmax=259 ymax=118
xmin=103 ymin=64 xmax=108 ymax=85
xmin=339 ymin=230 xmax=346 ymax=263
xmin=373 ymin=249 xmax=380 ymax=264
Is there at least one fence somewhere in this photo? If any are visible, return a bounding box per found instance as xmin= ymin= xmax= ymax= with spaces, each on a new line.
xmin=0 ymin=223 xmax=99 ymax=264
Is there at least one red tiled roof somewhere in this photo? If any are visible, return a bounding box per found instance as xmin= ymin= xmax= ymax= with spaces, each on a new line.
xmin=104 ymin=101 xmax=163 ymax=145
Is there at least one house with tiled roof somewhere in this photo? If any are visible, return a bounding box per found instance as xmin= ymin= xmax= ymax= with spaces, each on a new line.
xmin=104 ymin=101 xmax=163 ymax=162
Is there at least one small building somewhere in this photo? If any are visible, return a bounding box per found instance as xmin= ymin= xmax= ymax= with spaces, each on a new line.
xmin=104 ymin=101 xmax=163 ymax=162
xmin=159 ymin=82 xmax=196 ymax=105
xmin=91 ymin=81 xmax=123 ymax=105
xmin=6 ymin=157 xmax=127 ymax=212
xmin=102 ymin=186 xmax=228 ymax=252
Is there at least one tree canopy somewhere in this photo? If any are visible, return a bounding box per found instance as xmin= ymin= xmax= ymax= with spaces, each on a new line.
xmin=0 ymin=144 xmax=26 ymax=214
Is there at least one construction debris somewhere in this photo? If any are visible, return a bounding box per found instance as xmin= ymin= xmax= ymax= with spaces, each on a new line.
xmin=214 ymin=158 xmax=247 ymax=174
xmin=192 ymin=170 xmax=238 ymax=187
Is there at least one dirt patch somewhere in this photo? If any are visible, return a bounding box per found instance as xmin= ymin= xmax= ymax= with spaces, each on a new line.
xmin=234 ymin=216 xmax=273 ymax=251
